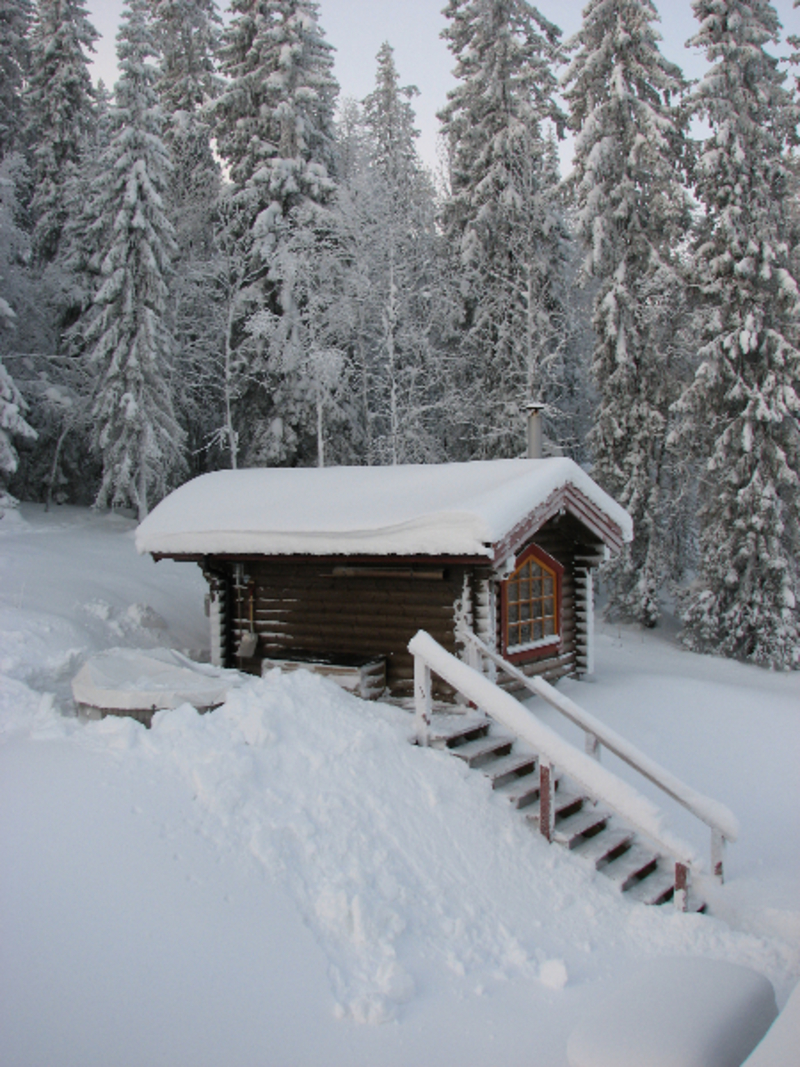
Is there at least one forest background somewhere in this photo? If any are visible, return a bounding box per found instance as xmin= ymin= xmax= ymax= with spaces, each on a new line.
xmin=0 ymin=0 xmax=798 ymax=669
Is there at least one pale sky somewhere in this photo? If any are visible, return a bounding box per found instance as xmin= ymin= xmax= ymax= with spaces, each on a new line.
xmin=85 ymin=0 xmax=798 ymax=173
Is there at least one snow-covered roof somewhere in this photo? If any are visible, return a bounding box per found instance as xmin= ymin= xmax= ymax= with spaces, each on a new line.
xmin=135 ymin=458 xmax=633 ymax=559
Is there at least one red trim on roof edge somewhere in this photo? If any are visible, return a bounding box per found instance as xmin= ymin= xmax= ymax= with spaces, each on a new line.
xmin=492 ymin=484 xmax=626 ymax=564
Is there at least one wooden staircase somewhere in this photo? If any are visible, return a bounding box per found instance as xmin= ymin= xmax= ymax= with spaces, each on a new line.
xmin=407 ymin=628 xmax=739 ymax=913
xmin=428 ymin=714 xmax=705 ymax=910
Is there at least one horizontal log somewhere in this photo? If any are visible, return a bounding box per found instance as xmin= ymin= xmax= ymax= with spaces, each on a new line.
xmin=331 ymin=566 xmax=445 ymax=580
xmin=241 ymin=616 xmax=455 ymax=639
xmin=246 ymin=569 xmax=464 ymax=588
xmin=251 ymin=623 xmax=456 ymax=648
xmin=247 ymin=587 xmax=462 ymax=609
xmin=248 ymin=599 xmax=457 ymax=620
xmin=246 ymin=598 xmax=460 ymax=617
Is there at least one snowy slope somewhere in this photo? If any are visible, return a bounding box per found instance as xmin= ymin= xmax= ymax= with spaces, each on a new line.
xmin=1 ymin=505 xmax=798 ymax=1067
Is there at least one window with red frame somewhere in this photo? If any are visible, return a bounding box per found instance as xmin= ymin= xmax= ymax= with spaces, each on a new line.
xmin=503 ymin=545 xmax=562 ymax=656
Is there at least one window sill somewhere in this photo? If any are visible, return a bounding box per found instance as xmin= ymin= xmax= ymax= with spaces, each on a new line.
xmin=506 ymin=636 xmax=561 ymax=663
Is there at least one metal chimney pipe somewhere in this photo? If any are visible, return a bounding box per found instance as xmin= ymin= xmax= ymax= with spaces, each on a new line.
xmin=526 ymin=402 xmax=545 ymax=459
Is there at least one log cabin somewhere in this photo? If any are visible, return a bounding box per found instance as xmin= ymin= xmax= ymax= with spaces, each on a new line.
xmin=136 ymin=458 xmax=631 ymax=700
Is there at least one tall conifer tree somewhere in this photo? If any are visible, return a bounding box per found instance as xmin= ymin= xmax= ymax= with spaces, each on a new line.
xmin=0 ymin=154 xmax=38 ymax=506
xmin=149 ymin=0 xmax=222 ymax=469
xmin=357 ymin=42 xmax=444 ymax=465
xmin=0 ymin=0 xmax=32 ymax=157
xmin=84 ymin=0 xmax=184 ymax=519
xmin=24 ymin=0 xmax=99 ymax=263
xmin=211 ymin=0 xmax=338 ymax=465
xmin=563 ymin=0 xmax=690 ymax=626
xmin=438 ymin=0 xmax=566 ymax=459
xmin=674 ymin=0 xmax=800 ymax=668
xmin=149 ymin=0 xmax=221 ymax=260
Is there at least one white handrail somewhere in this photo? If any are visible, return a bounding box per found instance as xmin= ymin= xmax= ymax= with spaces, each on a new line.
xmin=457 ymin=626 xmax=739 ymax=853
xmin=409 ymin=630 xmax=699 ymax=879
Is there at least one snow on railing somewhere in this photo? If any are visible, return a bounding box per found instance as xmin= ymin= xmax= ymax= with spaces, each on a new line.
xmin=456 ymin=626 xmax=738 ymax=883
xmin=409 ymin=629 xmax=724 ymax=910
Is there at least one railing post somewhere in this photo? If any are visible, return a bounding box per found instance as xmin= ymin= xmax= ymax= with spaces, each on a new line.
xmin=539 ymin=761 xmax=554 ymax=842
xmin=585 ymin=732 xmax=601 ymax=761
xmin=674 ymin=861 xmax=689 ymax=912
xmin=466 ymin=638 xmax=482 ymax=675
xmin=711 ymin=830 xmax=725 ymax=884
xmin=413 ymin=654 xmax=432 ymax=747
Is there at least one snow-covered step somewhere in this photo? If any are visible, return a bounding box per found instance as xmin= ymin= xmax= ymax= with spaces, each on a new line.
xmin=571 ymin=826 xmax=635 ymax=869
xmin=602 ymin=842 xmax=660 ymax=892
xmin=494 ymin=772 xmax=556 ymax=809
xmin=552 ymin=806 xmax=609 ymax=849
xmin=428 ymin=715 xmax=490 ymax=748
xmin=685 ymin=893 xmax=707 ymax=914
xmin=625 ymin=865 xmax=676 ymax=906
xmin=524 ymin=787 xmax=585 ymax=829
xmin=421 ymin=670 xmax=710 ymax=913
xmin=483 ymin=751 xmax=537 ymax=787
xmin=450 ymin=734 xmax=514 ymax=768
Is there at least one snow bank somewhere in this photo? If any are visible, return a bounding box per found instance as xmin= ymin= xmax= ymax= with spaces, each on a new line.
xmin=0 ymin=504 xmax=208 ymax=705
xmin=567 ymin=957 xmax=777 ymax=1067
xmin=135 ymin=458 xmax=633 ymax=557
xmin=71 ymin=648 xmax=245 ymax=711
xmin=742 ymin=979 xmax=800 ymax=1066
xmin=2 ymin=505 xmax=799 ymax=1066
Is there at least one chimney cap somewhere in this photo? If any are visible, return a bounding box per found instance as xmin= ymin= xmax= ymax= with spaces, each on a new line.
xmin=525 ymin=400 xmax=545 ymax=413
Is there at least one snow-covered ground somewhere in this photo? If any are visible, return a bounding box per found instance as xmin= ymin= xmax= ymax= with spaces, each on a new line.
xmin=1 ymin=504 xmax=798 ymax=1067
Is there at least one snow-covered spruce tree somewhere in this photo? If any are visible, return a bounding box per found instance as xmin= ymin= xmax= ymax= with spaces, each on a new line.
xmin=148 ymin=0 xmax=222 ymax=472
xmin=247 ymin=200 xmax=352 ymax=467
xmin=24 ymin=0 xmax=99 ymax=263
xmin=672 ymin=0 xmax=800 ymax=669
xmin=789 ymin=0 xmax=799 ymax=89
xmin=354 ymin=42 xmax=446 ymax=466
xmin=0 ymin=157 xmax=37 ymax=509
xmin=49 ymin=79 xmax=113 ymax=342
xmin=211 ymin=0 xmax=338 ymax=466
xmin=562 ymin=0 xmax=691 ymax=627
xmin=0 ymin=348 xmax=37 ymax=511
xmin=438 ymin=0 xmax=568 ymax=459
xmin=83 ymin=0 xmax=184 ymax=519
xmin=0 ymin=0 xmax=32 ymax=158
xmin=149 ymin=0 xmax=221 ymax=262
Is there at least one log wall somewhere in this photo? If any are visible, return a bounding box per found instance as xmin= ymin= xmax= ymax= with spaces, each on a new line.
xmin=204 ymin=511 xmax=604 ymax=699
xmin=225 ymin=559 xmax=472 ymax=697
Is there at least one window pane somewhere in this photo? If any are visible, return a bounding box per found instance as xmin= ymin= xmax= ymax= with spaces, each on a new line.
xmin=506 ymin=550 xmax=559 ymax=651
